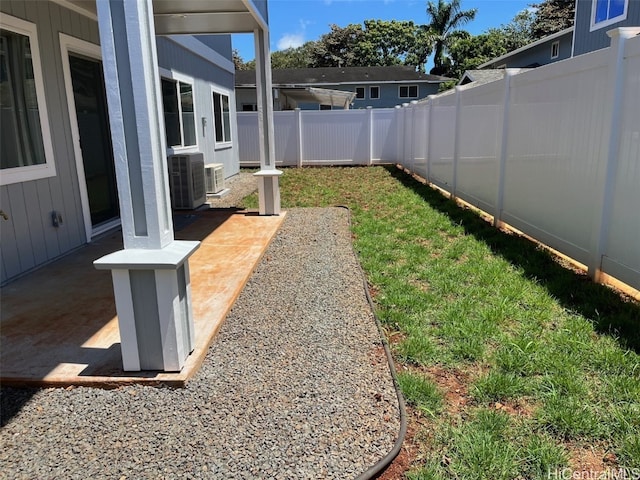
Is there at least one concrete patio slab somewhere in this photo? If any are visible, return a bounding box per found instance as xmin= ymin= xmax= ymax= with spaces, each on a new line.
xmin=0 ymin=210 xmax=285 ymax=388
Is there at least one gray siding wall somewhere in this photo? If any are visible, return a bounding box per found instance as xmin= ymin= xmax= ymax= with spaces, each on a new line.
xmin=1 ymin=1 xmax=98 ymax=285
xmin=195 ymin=35 xmax=233 ymax=61
xmin=573 ymin=0 xmax=640 ymax=56
xmin=156 ymin=37 xmax=240 ymax=179
xmin=236 ymin=82 xmax=442 ymax=110
xmin=349 ymin=83 xmax=442 ymax=108
xmin=483 ymin=33 xmax=573 ymax=68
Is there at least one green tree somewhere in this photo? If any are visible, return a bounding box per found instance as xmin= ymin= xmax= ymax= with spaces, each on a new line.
xmin=530 ymin=0 xmax=575 ymax=39
xmin=310 ymin=24 xmax=365 ymax=67
xmin=232 ymin=49 xmax=250 ymax=70
xmin=309 ymin=20 xmax=432 ymax=70
xmin=270 ymin=41 xmax=316 ymax=69
xmin=425 ymin=0 xmax=477 ymax=76
xmin=355 ymin=20 xmax=423 ymax=67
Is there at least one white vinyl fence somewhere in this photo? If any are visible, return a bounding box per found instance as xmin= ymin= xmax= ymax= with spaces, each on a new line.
xmin=238 ymin=107 xmax=399 ymax=166
xmin=237 ymin=28 xmax=640 ymax=290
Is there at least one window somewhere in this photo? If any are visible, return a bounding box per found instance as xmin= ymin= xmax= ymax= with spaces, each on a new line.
xmin=319 ymin=104 xmax=332 ymax=110
xmin=369 ymin=86 xmax=380 ymax=99
xmin=355 ymin=87 xmax=365 ymax=99
xmin=591 ymin=0 xmax=628 ymax=30
xmin=1 ymin=15 xmax=55 ymax=185
xmin=160 ymin=75 xmax=196 ymax=149
xmin=212 ymin=90 xmax=231 ymax=146
xmin=399 ymin=85 xmax=418 ymax=99
xmin=242 ymin=103 xmax=258 ymax=112
xmin=551 ymin=41 xmax=560 ymax=59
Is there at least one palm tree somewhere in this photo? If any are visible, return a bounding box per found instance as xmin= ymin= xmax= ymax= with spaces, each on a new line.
xmin=426 ymin=0 xmax=477 ymax=76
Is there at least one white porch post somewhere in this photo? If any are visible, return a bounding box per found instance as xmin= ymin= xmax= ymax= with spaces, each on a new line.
xmin=93 ymin=0 xmax=199 ymax=372
xmin=254 ymin=26 xmax=282 ymax=215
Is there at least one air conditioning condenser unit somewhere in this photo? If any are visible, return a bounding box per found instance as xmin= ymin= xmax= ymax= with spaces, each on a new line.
xmin=168 ymin=153 xmax=206 ymax=209
xmin=205 ymin=163 xmax=225 ymax=194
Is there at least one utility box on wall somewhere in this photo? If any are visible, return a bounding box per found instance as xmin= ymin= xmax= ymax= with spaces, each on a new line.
xmin=168 ymin=153 xmax=206 ymax=209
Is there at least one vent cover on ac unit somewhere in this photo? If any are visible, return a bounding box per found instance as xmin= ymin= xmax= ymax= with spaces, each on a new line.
xmin=168 ymin=153 xmax=206 ymax=209
xmin=205 ymin=163 xmax=225 ymax=194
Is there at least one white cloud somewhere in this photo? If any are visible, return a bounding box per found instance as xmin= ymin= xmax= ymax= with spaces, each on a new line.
xmin=276 ymin=19 xmax=311 ymax=51
xmin=277 ymin=33 xmax=305 ymax=50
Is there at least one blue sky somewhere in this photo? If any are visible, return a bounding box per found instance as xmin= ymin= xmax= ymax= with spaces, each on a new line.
xmin=233 ymin=0 xmax=534 ymax=62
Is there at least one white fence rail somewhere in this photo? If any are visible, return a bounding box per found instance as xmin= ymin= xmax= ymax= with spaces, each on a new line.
xmin=237 ymin=28 xmax=640 ymax=290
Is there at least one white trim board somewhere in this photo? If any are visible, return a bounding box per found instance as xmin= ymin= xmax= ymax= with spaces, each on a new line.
xmin=59 ymin=33 xmax=120 ymax=242
xmin=1 ymin=14 xmax=57 ymax=186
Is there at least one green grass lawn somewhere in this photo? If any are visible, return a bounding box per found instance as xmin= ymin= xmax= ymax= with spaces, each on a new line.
xmin=242 ymin=166 xmax=640 ymax=479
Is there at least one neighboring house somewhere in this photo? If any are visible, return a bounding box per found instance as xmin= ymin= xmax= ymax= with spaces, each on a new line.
xmin=572 ymin=0 xmax=640 ymax=56
xmin=478 ymin=0 xmax=640 ymax=72
xmin=479 ymin=27 xmax=574 ymax=70
xmin=236 ymin=66 xmax=451 ymax=110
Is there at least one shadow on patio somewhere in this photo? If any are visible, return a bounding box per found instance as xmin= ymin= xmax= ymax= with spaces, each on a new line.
xmin=0 ymin=209 xmax=285 ymax=388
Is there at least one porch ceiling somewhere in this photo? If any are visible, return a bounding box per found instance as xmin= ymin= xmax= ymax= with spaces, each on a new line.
xmin=62 ymin=0 xmax=265 ymax=34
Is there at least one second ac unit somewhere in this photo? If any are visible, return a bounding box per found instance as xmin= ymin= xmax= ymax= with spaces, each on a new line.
xmin=205 ymin=163 xmax=225 ymax=194
xmin=168 ymin=153 xmax=206 ymax=209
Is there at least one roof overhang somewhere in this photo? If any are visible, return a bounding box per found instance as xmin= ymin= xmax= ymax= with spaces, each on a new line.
xmin=279 ymin=87 xmax=356 ymax=110
xmin=52 ymin=0 xmax=268 ymax=34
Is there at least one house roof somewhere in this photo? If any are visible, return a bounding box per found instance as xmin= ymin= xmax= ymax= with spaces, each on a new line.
xmin=478 ymin=26 xmax=574 ymax=69
xmin=235 ymin=66 xmax=451 ymax=87
xmin=458 ymin=68 xmax=533 ymax=86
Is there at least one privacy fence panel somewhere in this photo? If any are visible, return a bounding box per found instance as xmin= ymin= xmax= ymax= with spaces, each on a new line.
xmin=429 ymin=96 xmax=457 ymax=191
xmin=456 ymin=82 xmax=504 ymax=213
xmin=237 ymin=112 xmax=260 ymax=166
xmin=501 ymin=49 xmax=610 ymax=265
xmin=602 ymin=36 xmax=640 ymax=288
xmin=301 ymin=110 xmax=370 ymax=164
xmin=371 ymin=109 xmax=400 ymax=163
xmin=273 ymin=111 xmax=298 ymax=166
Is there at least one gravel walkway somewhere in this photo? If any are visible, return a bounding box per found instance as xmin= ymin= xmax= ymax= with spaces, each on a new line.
xmin=1 ymin=207 xmax=401 ymax=479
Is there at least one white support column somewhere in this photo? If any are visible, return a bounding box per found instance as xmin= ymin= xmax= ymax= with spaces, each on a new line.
xmin=587 ymin=27 xmax=639 ymax=282
xmin=254 ymin=26 xmax=282 ymax=215
xmin=94 ymin=0 xmax=199 ymax=372
xmin=494 ymin=69 xmax=515 ymax=228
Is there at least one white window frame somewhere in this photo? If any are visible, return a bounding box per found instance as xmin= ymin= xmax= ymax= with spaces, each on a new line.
xmin=211 ymin=86 xmax=232 ymax=149
xmin=551 ymin=40 xmax=560 ymax=59
xmin=159 ymin=68 xmax=198 ymax=154
xmin=369 ymin=86 xmax=380 ymax=100
xmin=590 ymin=0 xmax=628 ymax=31
xmin=1 ymin=14 xmax=56 ymax=186
xmin=399 ymin=85 xmax=418 ymax=99
xmin=355 ymin=86 xmax=365 ymax=99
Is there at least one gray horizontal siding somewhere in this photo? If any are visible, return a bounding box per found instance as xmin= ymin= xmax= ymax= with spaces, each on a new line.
xmin=573 ymin=0 xmax=640 ymax=56
xmin=156 ymin=37 xmax=240 ymax=178
xmin=484 ymin=33 xmax=573 ymax=69
xmin=1 ymin=0 xmax=99 ymax=285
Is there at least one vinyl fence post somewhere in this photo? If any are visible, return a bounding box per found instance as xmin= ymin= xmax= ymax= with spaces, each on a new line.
xmin=587 ymin=27 xmax=639 ymax=282
xmin=494 ymin=69 xmax=515 ymax=228
xmin=426 ymin=95 xmax=435 ymax=183
xmin=410 ymin=100 xmax=419 ymax=172
xmin=451 ymin=86 xmax=463 ymax=200
xmin=395 ymin=105 xmax=403 ymax=165
xmin=402 ymin=103 xmax=410 ymax=169
xmin=295 ymin=108 xmax=303 ymax=168
xmin=367 ymin=106 xmax=373 ymax=165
